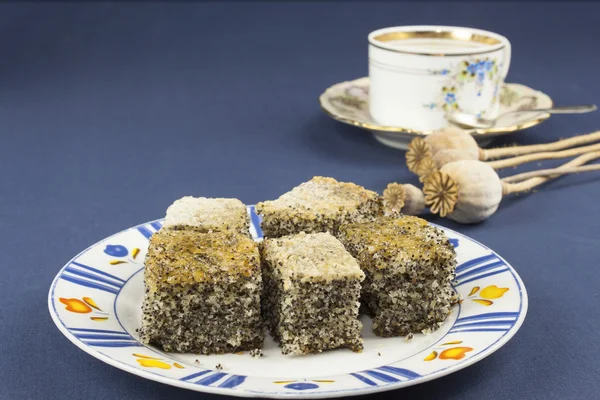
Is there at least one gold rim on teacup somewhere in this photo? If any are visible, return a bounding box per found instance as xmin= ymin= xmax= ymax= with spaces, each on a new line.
xmin=368 ymin=26 xmax=507 ymax=57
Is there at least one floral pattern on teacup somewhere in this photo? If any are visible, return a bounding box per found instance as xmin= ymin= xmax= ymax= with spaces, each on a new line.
xmin=458 ymin=59 xmax=499 ymax=92
xmin=442 ymin=87 xmax=459 ymax=111
xmin=424 ymin=57 xmax=501 ymax=112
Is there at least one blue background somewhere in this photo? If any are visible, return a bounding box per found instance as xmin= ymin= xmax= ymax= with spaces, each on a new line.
xmin=1 ymin=2 xmax=599 ymax=399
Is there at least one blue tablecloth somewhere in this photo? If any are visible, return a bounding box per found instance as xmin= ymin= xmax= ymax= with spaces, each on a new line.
xmin=2 ymin=3 xmax=599 ymax=399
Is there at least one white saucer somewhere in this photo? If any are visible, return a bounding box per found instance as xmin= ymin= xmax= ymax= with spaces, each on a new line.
xmin=319 ymin=77 xmax=553 ymax=150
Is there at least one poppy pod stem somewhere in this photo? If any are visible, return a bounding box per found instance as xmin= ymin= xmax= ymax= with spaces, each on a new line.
xmin=482 ymin=130 xmax=600 ymax=160
xmin=502 ymin=165 xmax=600 ymax=183
xmin=501 ymin=151 xmax=600 ymax=195
xmin=487 ymin=142 xmax=600 ymax=170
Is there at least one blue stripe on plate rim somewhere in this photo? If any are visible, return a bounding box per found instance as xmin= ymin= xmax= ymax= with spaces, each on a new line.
xmin=48 ymin=205 xmax=528 ymax=398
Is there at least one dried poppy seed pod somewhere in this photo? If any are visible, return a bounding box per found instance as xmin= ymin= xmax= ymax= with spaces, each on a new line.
xmin=406 ymin=129 xmax=479 ymax=175
xmin=401 ymin=184 xmax=425 ymax=216
xmin=440 ymin=160 xmax=503 ymax=224
xmin=382 ymin=183 xmax=405 ymax=216
xmin=432 ymin=148 xmax=477 ymax=169
xmin=425 ymin=128 xmax=480 ymax=161
xmin=382 ymin=183 xmax=425 ymax=216
xmin=424 ymin=160 xmax=503 ymax=224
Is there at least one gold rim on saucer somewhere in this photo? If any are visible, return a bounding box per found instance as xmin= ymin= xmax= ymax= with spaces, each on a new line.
xmin=318 ymin=77 xmax=553 ymax=137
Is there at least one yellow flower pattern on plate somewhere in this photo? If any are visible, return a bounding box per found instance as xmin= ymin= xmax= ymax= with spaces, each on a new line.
xmin=134 ymin=354 xmax=184 ymax=370
xmin=59 ymin=297 xmax=109 ymax=321
xmin=468 ymin=285 xmax=509 ymax=306
xmin=424 ymin=341 xmax=473 ymax=361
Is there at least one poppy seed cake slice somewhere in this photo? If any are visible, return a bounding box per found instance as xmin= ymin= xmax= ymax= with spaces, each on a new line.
xmin=139 ymin=229 xmax=263 ymax=354
xmin=260 ymin=232 xmax=365 ymax=355
xmin=337 ymin=216 xmax=457 ymax=337
xmin=255 ymin=176 xmax=381 ymax=238
xmin=163 ymin=196 xmax=250 ymax=236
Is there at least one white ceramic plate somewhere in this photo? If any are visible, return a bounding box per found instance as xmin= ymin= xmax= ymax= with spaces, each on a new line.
xmin=48 ymin=206 xmax=527 ymax=398
xmin=319 ymin=77 xmax=553 ymax=149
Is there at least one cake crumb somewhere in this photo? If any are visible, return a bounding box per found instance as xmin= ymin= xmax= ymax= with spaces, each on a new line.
xmin=195 ymin=359 xmax=201 ymax=366
xmin=450 ymin=293 xmax=461 ymax=305
xmin=406 ymin=333 xmax=414 ymax=342
xmin=377 ymin=352 xmax=381 ymax=356
xmin=215 ymin=363 xmax=223 ymax=370
xmin=250 ymin=348 xmax=263 ymax=358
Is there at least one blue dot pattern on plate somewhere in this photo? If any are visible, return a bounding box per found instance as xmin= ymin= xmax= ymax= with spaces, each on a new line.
xmin=284 ymin=383 xmax=320 ymax=390
xmin=103 ymin=244 xmax=128 ymax=257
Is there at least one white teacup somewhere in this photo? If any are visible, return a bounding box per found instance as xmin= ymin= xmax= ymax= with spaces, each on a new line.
xmin=368 ymin=26 xmax=511 ymax=131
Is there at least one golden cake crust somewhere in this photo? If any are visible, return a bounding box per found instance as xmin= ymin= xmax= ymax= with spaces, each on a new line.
xmin=338 ymin=216 xmax=452 ymax=269
xmin=145 ymin=230 xmax=259 ymax=289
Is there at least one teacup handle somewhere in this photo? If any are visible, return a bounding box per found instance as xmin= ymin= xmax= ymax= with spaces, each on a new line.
xmin=501 ymin=39 xmax=511 ymax=79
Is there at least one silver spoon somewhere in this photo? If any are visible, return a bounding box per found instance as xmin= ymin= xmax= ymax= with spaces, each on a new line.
xmin=448 ymin=104 xmax=597 ymax=129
